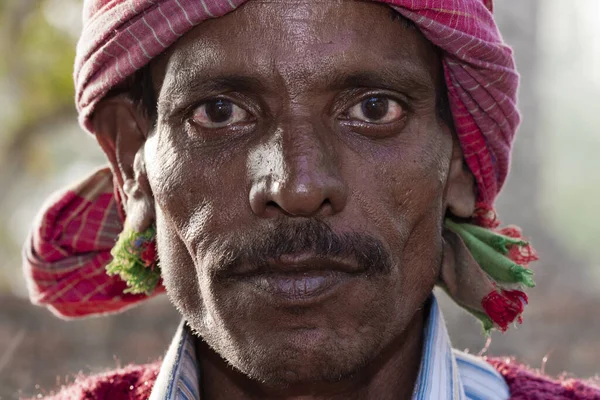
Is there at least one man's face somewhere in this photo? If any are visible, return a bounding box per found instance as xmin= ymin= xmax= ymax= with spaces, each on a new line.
xmin=145 ymin=0 xmax=452 ymax=385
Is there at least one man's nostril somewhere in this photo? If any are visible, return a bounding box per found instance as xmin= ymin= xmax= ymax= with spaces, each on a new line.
xmin=266 ymin=201 xmax=279 ymax=209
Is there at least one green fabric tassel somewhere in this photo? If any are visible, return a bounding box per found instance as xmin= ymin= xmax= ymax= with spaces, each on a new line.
xmin=106 ymin=225 xmax=161 ymax=295
xmin=445 ymin=219 xmax=535 ymax=288
xmin=469 ymin=309 xmax=495 ymax=334
xmin=439 ymin=283 xmax=495 ymax=334
xmin=457 ymin=223 xmax=526 ymax=254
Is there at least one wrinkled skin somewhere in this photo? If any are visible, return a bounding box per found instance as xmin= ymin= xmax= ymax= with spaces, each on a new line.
xmin=93 ymin=0 xmax=475 ymax=398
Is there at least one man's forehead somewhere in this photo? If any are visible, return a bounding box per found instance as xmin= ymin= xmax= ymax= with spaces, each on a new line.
xmin=157 ymin=0 xmax=437 ymax=94
xmin=168 ymin=0 xmax=419 ymax=58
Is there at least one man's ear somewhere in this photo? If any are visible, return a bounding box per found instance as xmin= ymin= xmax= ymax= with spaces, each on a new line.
xmin=444 ymin=137 xmax=476 ymax=218
xmin=92 ymin=95 xmax=155 ymax=232
xmin=440 ymin=139 xmax=484 ymax=305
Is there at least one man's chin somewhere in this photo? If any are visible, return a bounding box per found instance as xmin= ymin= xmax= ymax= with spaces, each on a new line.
xmin=186 ymin=275 xmax=401 ymax=386
xmin=207 ymin=328 xmax=377 ymax=386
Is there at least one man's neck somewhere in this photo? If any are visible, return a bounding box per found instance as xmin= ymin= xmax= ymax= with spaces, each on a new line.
xmin=196 ymin=308 xmax=426 ymax=400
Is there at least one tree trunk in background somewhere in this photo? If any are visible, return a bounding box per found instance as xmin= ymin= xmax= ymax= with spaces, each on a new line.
xmin=495 ymin=0 xmax=597 ymax=291
xmin=495 ymin=0 xmax=566 ymax=288
xmin=495 ymin=0 xmax=541 ymax=222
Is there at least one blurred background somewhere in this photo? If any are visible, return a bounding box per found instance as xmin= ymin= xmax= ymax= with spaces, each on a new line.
xmin=0 ymin=0 xmax=599 ymax=398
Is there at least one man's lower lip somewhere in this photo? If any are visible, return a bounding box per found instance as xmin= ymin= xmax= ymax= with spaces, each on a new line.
xmin=240 ymin=271 xmax=353 ymax=301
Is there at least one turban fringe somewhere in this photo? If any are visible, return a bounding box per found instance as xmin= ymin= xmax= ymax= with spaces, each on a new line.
xmin=392 ymin=5 xmax=520 ymax=206
xmin=25 ymin=0 xmax=525 ymax=319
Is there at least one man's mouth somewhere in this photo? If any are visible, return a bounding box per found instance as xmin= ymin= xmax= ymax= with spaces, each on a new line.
xmin=227 ymin=253 xmax=365 ymax=303
xmin=247 ymin=270 xmax=354 ymax=300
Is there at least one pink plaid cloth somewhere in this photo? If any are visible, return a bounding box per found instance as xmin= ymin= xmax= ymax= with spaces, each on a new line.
xmin=25 ymin=0 xmax=520 ymax=318
xmin=24 ymin=168 xmax=165 ymax=318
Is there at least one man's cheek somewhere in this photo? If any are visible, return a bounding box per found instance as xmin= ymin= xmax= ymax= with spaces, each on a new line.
xmin=155 ymin=210 xmax=205 ymax=313
xmin=145 ymin=132 xmax=186 ymax=205
xmin=386 ymin=149 xmax=448 ymax=216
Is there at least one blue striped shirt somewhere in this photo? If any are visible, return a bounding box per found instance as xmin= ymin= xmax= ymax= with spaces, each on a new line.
xmin=149 ymin=296 xmax=510 ymax=399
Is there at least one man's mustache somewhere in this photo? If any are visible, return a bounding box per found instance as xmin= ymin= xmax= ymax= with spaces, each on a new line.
xmin=210 ymin=219 xmax=392 ymax=278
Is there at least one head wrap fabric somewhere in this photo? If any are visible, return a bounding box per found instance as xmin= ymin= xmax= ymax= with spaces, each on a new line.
xmin=24 ymin=0 xmax=527 ymax=320
xmin=23 ymin=168 xmax=165 ymax=318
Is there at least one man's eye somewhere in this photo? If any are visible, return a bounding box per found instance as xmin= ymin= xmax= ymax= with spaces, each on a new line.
xmin=346 ymin=96 xmax=404 ymax=124
xmin=191 ymin=99 xmax=250 ymax=128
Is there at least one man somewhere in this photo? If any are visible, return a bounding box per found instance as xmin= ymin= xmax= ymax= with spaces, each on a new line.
xmin=22 ymin=0 xmax=600 ymax=399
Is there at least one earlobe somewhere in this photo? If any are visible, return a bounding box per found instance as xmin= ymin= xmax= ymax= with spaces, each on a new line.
xmin=444 ymin=138 xmax=476 ymax=218
xmin=123 ymin=151 xmax=155 ymax=231
xmin=439 ymin=228 xmax=497 ymax=331
xmin=440 ymin=229 xmax=492 ymax=310
xmin=92 ymin=96 xmax=155 ymax=232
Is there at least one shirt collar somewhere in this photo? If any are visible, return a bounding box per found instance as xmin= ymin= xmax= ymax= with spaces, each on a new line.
xmin=149 ymin=319 xmax=200 ymax=400
xmin=411 ymin=297 xmax=465 ymax=400
xmin=150 ymin=295 xmax=508 ymax=400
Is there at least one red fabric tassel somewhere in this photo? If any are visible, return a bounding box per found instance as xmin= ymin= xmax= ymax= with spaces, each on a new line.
xmin=473 ymin=202 xmax=501 ymax=228
xmin=498 ymin=225 xmax=522 ymax=238
xmin=482 ymin=289 xmax=528 ymax=332
xmin=498 ymin=225 xmax=539 ymax=266
xmin=507 ymin=244 xmax=538 ymax=267
xmin=140 ymin=241 xmax=157 ymax=270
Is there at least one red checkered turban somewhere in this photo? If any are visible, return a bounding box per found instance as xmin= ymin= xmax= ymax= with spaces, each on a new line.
xmin=25 ymin=0 xmax=520 ymax=318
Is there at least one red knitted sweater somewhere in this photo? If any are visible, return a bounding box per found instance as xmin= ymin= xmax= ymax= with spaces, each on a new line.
xmin=35 ymin=359 xmax=600 ymax=400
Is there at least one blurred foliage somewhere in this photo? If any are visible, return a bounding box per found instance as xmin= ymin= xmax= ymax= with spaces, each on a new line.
xmin=18 ymin=12 xmax=75 ymax=125
xmin=0 ymin=0 xmax=89 ymax=296
xmin=0 ymin=0 xmax=78 ymax=159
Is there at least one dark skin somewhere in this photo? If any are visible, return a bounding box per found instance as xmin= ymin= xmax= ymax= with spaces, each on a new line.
xmin=93 ymin=1 xmax=476 ymax=399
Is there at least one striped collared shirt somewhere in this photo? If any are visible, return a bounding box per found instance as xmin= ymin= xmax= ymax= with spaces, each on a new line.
xmin=149 ymin=296 xmax=510 ymax=400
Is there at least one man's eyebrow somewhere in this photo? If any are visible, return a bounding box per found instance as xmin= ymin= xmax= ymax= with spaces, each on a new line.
xmin=328 ymin=69 xmax=434 ymax=97
xmin=158 ymin=67 xmax=435 ymax=112
xmin=160 ymin=73 xmax=267 ymax=107
xmin=191 ymin=75 xmax=266 ymax=93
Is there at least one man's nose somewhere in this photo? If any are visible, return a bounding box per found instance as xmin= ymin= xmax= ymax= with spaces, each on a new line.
xmin=248 ymin=121 xmax=348 ymax=218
